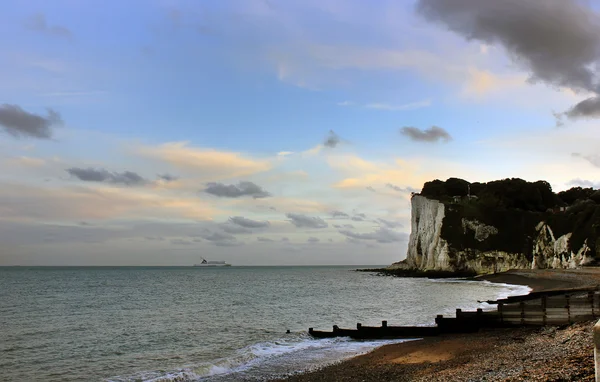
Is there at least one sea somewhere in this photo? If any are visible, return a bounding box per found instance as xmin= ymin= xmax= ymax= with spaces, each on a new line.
xmin=0 ymin=266 xmax=531 ymax=382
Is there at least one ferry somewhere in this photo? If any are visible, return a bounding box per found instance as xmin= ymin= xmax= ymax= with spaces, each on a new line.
xmin=193 ymin=257 xmax=231 ymax=267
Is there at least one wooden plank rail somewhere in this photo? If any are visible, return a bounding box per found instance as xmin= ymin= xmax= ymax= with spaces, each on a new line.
xmin=308 ymin=288 xmax=600 ymax=340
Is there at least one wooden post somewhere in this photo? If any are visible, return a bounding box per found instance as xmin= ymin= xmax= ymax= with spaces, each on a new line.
xmin=542 ymin=296 xmax=547 ymax=326
xmin=456 ymin=308 xmax=462 ymax=318
xmin=309 ymin=328 xmax=313 ymax=334
xmin=499 ymin=303 xmax=504 ymax=324
xmin=591 ymin=291 xmax=596 ymax=318
xmin=356 ymin=323 xmax=362 ymax=330
xmin=519 ymin=301 xmax=525 ymax=324
xmin=594 ymin=319 xmax=600 ymax=381
xmin=566 ymin=295 xmax=571 ymax=324
xmin=333 ymin=325 xmax=339 ymax=332
xmin=382 ymin=320 xmax=387 ymax=328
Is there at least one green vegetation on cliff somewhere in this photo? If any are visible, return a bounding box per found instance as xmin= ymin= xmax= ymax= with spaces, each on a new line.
xmin=419 ymin=178 xmax=600 ymax=259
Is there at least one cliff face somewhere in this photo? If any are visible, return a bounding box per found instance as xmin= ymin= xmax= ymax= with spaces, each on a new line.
xmin=400 ymin=195 xmax=594 ymax=274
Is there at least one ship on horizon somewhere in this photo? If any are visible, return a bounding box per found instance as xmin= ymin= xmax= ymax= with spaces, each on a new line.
xmin=193 ymin=257 xmax=231 ymax=267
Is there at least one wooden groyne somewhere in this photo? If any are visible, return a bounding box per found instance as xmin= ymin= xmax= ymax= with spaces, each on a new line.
xmin=308 ymin=287 xmax=600 ymax=340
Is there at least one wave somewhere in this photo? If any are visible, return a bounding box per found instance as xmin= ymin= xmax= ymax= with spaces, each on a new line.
xmin=107 ymin=334 xmax=414 ymax=382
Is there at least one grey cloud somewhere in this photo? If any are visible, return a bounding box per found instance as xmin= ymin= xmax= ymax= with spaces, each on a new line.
xmin=366 ymin=186 xmax=376 ymax=192
xmin=572 ymin=152 xmax=600 ymax=168
xmin=78 ymin=221 xmax=92 ymax=226
xmin=565 ymin=97 xmax=600 ymax=120
xmin=351 ymin=213 xmax=366 ymax=222
xmin=25 ymin=13 xmax=73 ymax=39
xmin=339 ymin=227 xmax=408 ymax=243
xmin=324 ymin=130 xmax=342 ymax=148
xmin=220 ymin=224 xmax=252 ymax=234
xmin=567 ymin=179 xmax=600 ymax=188
xmin=331 ymin=210 xmax=349 ymax=218
xmin=376 ymin=218 xmax=404 ymax=229
xmin=171 ymin=238 xmax=193 ymax=245
xmin=66 ymin=168 xmax=147 ymax=186
xmin=0 ymin=104 xmax=63 ymax=139
xmin=281 ymin=237 xmax=290 ymax=242
xmin=401 ymin=126 xmax=451 ymax=142
xmin=229 ymin=216 xmax=270 ymax=228
xmin=145 ymin=236 xmax=165 ymax=241
xmin=214 ymin=240 xmax=244 ymax=247
xmin=201 ymin=230 xmax=243 ymax=246
xmin=416 ymin=0 xmax=600 ymax=120
xmin=203 ymin=231 xmax=235 ymax=242
xmin=285 ymin=213 xmax=328 ymax=228
xmin=257 ymin=236 xmax=274 ymax=242
xmin=345 ymin=237 xmax=361 ymax=244
xmin=204 ymin=181 xmax=271 ymax=198
xmin=328 ymin=238 xmax=333 ymax=242
xmin=333 ymin=224 xmax=355 ymax=228
xmin=158 ymin=173 xmax=178 ymax=182
xmin=307 ymin=237 xmax=320 ymax=243
xmin=386 ymin=183 xmax=419 ymax=193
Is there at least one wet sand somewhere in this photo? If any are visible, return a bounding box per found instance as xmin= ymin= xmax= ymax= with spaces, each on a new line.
xmin=274 ymin=268 xmax=600 ymax=382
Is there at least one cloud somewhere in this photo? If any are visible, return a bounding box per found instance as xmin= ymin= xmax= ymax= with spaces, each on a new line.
xmin=401 ymin=126 xmax=452 ymax=143
xmin=386 ymin=183 xmax=419 ymax=193
xmin=331 ymin=210 xmax=349 ymax=218
xmin=229 ymin=216 xmax=270 ymax=228
xmin=204 ymin=181 xmax=271 ymax=198
xmin=201 ymin=230 xmax=243 ymax=246
xmin=0 ymin=183 xmax=218 ymax=221
xmin=323 ymin=130 xmax=342 ymax=148
xmin=366 ymin=186 xmax=376 ymax=192
xmin=376 ymin=218 xmax=403 ymax=229
xmin=24 ymin=13 xmax=73 ymax=39
xmin=416 ymin=0 xmax=600 ymax=119
xmin=157 ymin=173 xmax=178 ymax=182
xmin=171 ymin=238 xmax=193 ymax=245
xmin=329 ymin=155 xmax=432 ymax=191
xmin=0 ymin=104 xmax=63 ymax=139
xmin=567 ymin=179 xmax=600 ymax=189
xmin=281 ymin=237 xmax=290 ymax=242
xmin=351 ymin=216 xmax=365 ymax=222
xmin=565 ymin=97 xmax=600 ymax=120
xmin=307 ymin=237 xmax=320 ymax=243
xmin=338 ymin=227 xmax=408 ymax=243
xmin=572 ymin=152 xmax=600 ymax=168
xmin=66 ymin=168 xmax=147 ymax=186
xmin=365 ymin=100 xmax=431 ymax=111
xmin=337 ymin=101 xmax=354 ymax=106
xmin=137 ymin=142 xmax=271 ymax=179
xmin=462 ymin=68 xmax=527 ymax=97
xmin=285 ymin=213 xmax=328 ymax=228
xmin=257 ymin=236 xmax=274 ymax=242
xmin=220 ymin=224 xmax=253 ymax=234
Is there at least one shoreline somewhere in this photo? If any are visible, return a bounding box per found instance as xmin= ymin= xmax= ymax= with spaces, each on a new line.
xmin=273 ymin=268 xmax=600 ymax=381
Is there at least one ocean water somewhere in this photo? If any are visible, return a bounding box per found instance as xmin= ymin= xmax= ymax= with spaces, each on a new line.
xmin=0 ymin=266 xmax=530 ymax=381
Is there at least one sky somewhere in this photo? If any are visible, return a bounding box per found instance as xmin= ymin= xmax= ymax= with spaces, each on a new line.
xmin=3 ymin=0 xmax=600 ymax=266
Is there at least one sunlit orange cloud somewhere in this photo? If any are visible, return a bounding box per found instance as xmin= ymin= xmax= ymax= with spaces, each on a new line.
xmin=328 ymin=155 xmax=430 ymax=190
xmin=136 ymin=142 xmax=272 ymax=180
xmin=0 ymin=183 xmax=221 ymax=222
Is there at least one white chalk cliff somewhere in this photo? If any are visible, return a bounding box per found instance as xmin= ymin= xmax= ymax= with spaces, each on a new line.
xmin=395 ymin=195 xmax=593 ymax=274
